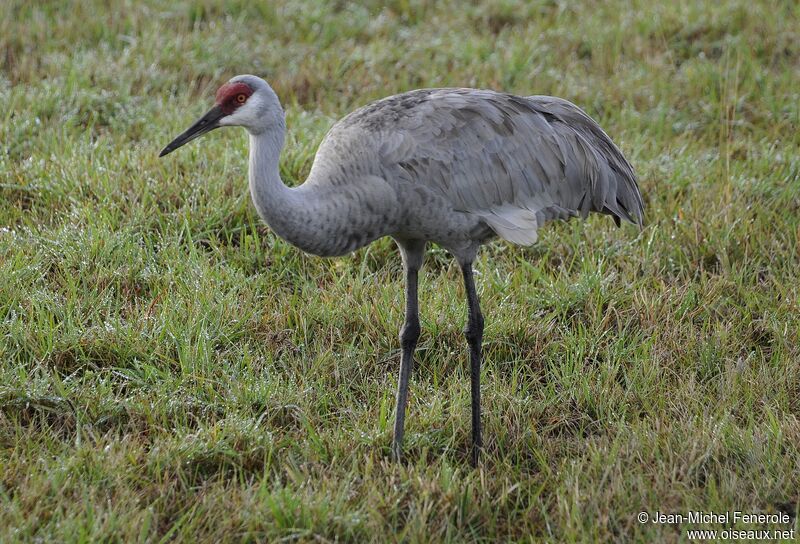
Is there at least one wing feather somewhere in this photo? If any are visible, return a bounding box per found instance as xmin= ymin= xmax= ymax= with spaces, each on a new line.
xmin=316 ymin=88 xmax=643 ymax=245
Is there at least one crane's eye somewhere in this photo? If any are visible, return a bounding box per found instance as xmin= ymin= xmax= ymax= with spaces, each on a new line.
xmin=236 ymin=94 xmax=247 ymax=103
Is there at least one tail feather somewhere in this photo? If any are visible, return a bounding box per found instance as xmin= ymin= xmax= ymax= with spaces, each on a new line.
xmin=526 ymin=95 xmax=645 ymax=229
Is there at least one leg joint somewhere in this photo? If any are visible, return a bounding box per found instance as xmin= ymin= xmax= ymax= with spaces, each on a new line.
xmin=464 ymin=311 xmax=484 ymax=345
xmin=400 ymin=318 xmax=421 ymax=349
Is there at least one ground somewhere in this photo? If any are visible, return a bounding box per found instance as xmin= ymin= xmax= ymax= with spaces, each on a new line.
xmin=1 ymin=0 xmax=799 ymax=542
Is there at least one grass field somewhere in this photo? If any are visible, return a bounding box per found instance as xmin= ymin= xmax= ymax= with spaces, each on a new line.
xmin=2 ymin=0 xmax=799 ymax=541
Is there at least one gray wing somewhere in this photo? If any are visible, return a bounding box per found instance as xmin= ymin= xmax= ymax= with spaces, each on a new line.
xmin=371 ymin=89 xmax=644 ymax=245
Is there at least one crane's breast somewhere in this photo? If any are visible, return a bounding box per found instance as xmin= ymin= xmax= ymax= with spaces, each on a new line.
xmin=310 ymin=88 xmax=642 ymax=240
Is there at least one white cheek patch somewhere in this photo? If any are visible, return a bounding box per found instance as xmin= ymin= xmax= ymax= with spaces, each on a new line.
xmin=220 ymin=95 xmax=265 ymax=127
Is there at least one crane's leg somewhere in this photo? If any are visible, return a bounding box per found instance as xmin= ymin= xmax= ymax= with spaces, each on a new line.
xmin=461 ymin=261 xmax=484 ymax=466
xmin=392 ymin=240 xmax=424 ymax=462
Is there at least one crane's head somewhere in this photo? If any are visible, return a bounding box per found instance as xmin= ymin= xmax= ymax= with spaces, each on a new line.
xmin=159 ymin=75 xmax=283 ymax=157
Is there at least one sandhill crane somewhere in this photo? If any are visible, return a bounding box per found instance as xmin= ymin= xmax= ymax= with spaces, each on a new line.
xmin=160 ymin=75 xmax=643 ymax=465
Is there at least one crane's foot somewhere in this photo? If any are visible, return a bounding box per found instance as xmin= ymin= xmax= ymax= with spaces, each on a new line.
xmin=391 ymin=439 xmax=404 ymax=463
xmin=470 ymin=440 xmax=483 ymax=467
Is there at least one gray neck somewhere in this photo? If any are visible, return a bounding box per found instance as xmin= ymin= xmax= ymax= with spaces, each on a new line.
xmin=248 ymin=121 xmax=397 ymax=257
xmin=248 ymin=126 xmax=340 ymax=256
xmin=248 ymin=127 xmax=305 ymax=247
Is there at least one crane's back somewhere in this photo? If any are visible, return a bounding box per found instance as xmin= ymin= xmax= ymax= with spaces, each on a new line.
xmin=307 ymin=88 xmax=643 ymax=247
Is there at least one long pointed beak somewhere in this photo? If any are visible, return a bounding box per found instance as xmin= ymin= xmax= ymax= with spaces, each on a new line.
xmin=159 ymin=105 xmax=226 ymax=157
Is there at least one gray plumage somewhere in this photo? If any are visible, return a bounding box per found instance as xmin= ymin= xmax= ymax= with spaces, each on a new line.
xmin=302 ymin=87 xmax=643 ymax=256
xmin=160 ymin=75 xmax=644 ymax=465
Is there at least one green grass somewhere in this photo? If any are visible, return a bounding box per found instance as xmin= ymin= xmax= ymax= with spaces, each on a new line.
xmin=2 ymin=0 xmax=799 ymax=541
